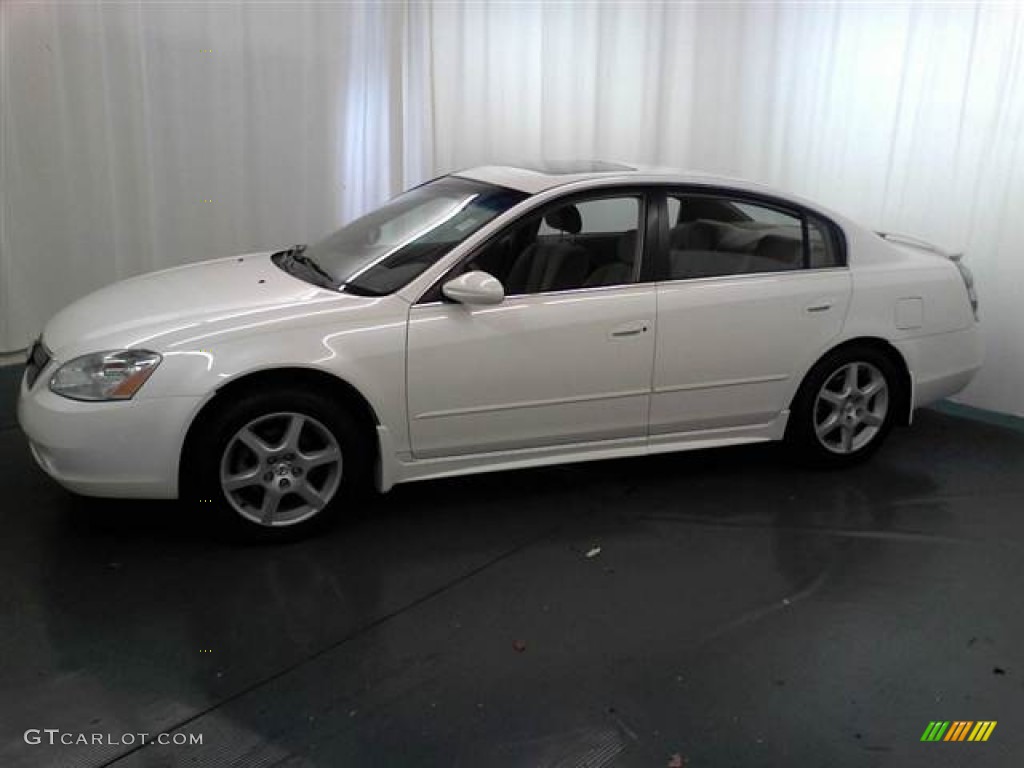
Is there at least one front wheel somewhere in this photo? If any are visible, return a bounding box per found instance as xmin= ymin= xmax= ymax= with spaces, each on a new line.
xmin=786 ymin=347 xmax=901 ymax=467
xmin=186 ymin=389 xmax=370 ymax=540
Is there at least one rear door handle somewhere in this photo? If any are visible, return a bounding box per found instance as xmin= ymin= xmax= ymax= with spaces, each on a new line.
xmin=805 ymin=301 xmax=833 ymax=314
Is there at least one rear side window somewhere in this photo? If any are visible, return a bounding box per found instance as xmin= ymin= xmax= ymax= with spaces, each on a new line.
xmin=806 ymin=215 xmax=842 ymax=269
xmin=665 ymin=193 xmax=842 ymax=280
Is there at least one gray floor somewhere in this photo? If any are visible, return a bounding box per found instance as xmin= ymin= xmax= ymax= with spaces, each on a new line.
xmin=0 ymin=364 xmax=21 ymax=430
xmin=0 ymin=375 xmax=1022 ymax=766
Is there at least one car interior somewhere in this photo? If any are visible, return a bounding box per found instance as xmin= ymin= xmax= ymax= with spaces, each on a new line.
xmin=465 ymin=198 xmax=640 ymax=294
xmin=667 ymin=195 xmax=824 ymax=279
xmin=462 ymin=194 xmax=836 ymax=295
xmin=416 ymin=191 xmax=842 ymax=303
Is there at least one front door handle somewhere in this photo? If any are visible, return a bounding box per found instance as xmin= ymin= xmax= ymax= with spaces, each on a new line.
xmin=610 ymin=322 xmax=650 ymax=339
xmin=805 ymin=301 xmax=834 ymax=314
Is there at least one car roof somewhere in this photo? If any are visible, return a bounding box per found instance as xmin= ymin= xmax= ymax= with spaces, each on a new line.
xmin=454 ymin=162 xmax=785 ymax=197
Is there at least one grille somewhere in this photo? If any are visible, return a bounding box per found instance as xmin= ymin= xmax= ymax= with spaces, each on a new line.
xmin=24 ymin=339 xmax=51 ymax=390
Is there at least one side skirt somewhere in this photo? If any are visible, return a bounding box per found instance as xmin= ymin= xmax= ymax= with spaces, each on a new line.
xmin=375 ymin=411 xmax=790 ymax=492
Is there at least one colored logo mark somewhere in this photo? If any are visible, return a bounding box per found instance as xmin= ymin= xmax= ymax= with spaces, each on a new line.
xmin=921 ymin=721 xmax=997 ymax=742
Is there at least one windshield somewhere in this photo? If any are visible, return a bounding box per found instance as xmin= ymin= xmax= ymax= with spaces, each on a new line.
xmin=304 ymin=177 xmax=528 ymax=295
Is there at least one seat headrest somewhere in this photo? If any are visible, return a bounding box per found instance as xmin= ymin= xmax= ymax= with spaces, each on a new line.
xmin=544 ymin=205 xmax=582 ymax=235
xmin=756 ymin=234 xmax=802 ymax=265
xmin=617 ymin=230 xmax=638 ymax=263
xmin=670 ymin=220 xmax=718 ymax=251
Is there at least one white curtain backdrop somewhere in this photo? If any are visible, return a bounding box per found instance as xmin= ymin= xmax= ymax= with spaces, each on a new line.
xmin=2 ymin=1 xmax=1023 ymax=416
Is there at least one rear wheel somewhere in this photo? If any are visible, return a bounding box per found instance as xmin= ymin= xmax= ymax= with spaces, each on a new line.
xmin=787 ymin=346 xmax=901 ymax=467
xmin=186 ymin=389 xmax=370 ymax=540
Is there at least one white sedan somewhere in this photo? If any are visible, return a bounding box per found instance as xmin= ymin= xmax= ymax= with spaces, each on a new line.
xmin=18 ymin=163 xmax=982 ymax=538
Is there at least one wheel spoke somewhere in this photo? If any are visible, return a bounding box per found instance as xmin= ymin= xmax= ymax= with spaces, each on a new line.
xmin=862 ymin=410 xmax=884 ymax=427
xmin=223 ymin=467 xmax=262 ymax=491
xmin=816 ymin=412 xmax=841 ymax=438
xmin=296 ymin=483 xmax=326 ymax=510
xmin=303 ymin=445 xmax=341 ymax=469
xmin=280 ymin=414 xmax=305 ymax=452
xmin=860 ymin=378 xmax=883 ymax=399
xmin=820 ymin=389 xmax=845 ymax=407
xmin=840 ymin=424 xmax=855 ymax=453
xmin=260 ymin=488 xmax=283 ymax=524
xmin=238 ymin=428 xmax=273 ymax=460
xmin=843 ymin=363 xmax=859 ymax=396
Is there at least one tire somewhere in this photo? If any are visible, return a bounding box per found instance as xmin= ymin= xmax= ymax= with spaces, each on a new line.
xmin=184 ymin=389 xmax=371 ymax=541
xmin=786 ymin=345 xmax=902 ymax=468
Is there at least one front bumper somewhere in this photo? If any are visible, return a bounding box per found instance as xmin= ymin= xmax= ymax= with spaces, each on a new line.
xmin=17 ymin=368 xmax=202 ymax=499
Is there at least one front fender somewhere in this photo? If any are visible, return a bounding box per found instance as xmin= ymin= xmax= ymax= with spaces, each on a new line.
xmin=137 ymin=295 xmax=411 ymax=457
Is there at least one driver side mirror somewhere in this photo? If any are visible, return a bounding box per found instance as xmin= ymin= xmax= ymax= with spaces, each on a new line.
xmin=442 ymin=271 xmax=505 ymax=306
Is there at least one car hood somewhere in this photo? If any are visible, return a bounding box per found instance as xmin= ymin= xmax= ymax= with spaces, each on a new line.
xmin=42 ymin=252 xmax=351 ymax=358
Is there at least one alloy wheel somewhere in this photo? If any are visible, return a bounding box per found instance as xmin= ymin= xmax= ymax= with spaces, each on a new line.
xmin=219 ymin=412 xmax=343 ymax=526
xmin=813 ymin=362 xmax=889 ymax=455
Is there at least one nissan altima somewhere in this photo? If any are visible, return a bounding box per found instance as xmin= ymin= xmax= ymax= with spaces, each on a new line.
xmin=18 ymin=163 xmax=982 ymax=538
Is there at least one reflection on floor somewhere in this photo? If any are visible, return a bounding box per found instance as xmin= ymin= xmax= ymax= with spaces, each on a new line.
xmin=0 ymin=408 xmax=1021 ymax=767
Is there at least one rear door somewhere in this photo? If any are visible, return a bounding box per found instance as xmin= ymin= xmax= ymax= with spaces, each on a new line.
xmin=650 ymin=189 xmax=852 ymax=439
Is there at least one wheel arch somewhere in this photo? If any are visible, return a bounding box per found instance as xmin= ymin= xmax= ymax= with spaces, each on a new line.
xmin=794 ymin=336 xmax=913 ymax=426
xmin=178 ymin=366 xmax=382 ymax=495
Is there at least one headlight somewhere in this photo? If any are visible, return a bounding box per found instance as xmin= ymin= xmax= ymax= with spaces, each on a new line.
xmin=50 ymin=350 xmax=162 ymax=401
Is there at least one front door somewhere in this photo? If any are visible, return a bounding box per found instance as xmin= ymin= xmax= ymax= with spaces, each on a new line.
xmin=406 ymin=192 xmax=657 ymax=459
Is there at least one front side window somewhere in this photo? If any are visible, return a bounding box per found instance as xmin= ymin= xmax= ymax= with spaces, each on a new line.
xmin=462 ymin=195 xmax=642 ymax=296
xmin=302 ymin=177 xmax=527 ymax=295
xmin=665 ymin=193 xmax=841 ymax=280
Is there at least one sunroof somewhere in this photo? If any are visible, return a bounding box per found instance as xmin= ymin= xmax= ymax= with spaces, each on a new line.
xmin=520 ymin=160 xmax=636 ymax=175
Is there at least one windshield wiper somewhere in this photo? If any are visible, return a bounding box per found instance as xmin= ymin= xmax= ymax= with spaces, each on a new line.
xmin=280 ymin=245 xmax=339 ymax=289
xmin=341 ymin=281 xmax=386 ymax=297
